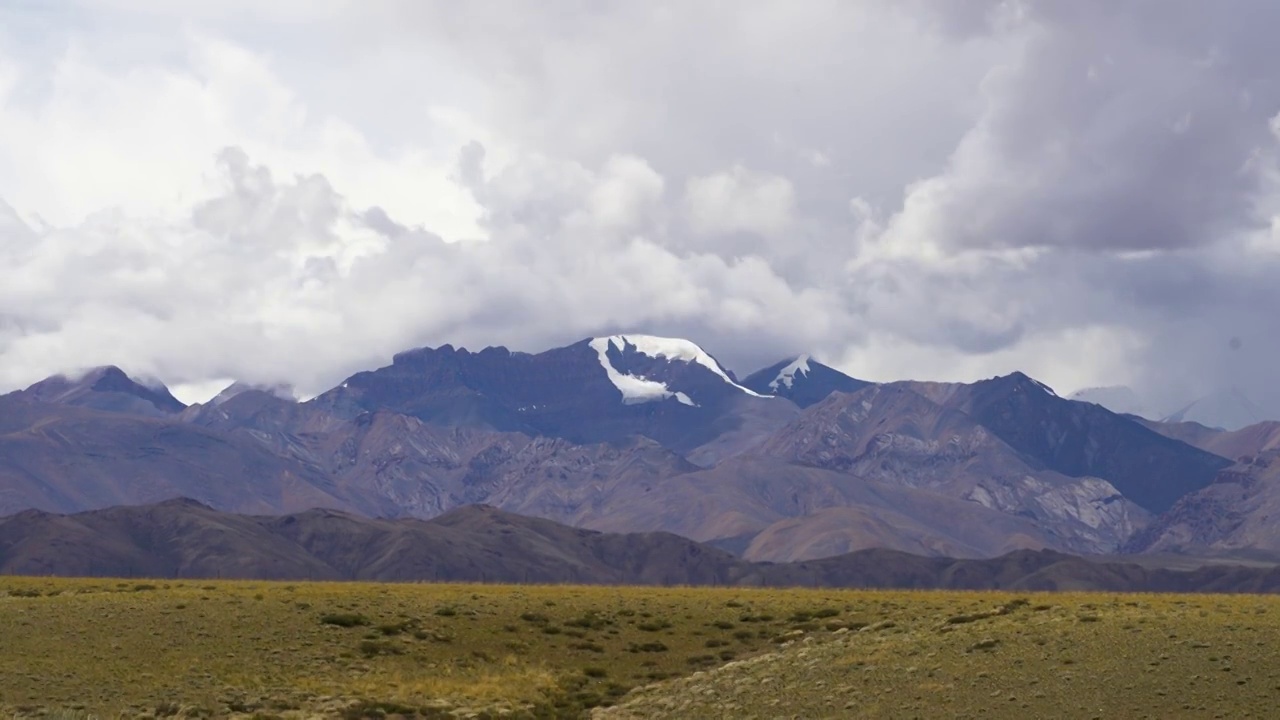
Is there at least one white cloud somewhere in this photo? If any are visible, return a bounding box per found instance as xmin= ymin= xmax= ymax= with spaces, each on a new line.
xmin=2 ymin=1 xmax=1280 ymax=418
xmin=684 ymin=165 xmax=795 ymax=238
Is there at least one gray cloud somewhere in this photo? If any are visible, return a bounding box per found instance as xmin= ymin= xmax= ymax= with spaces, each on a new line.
xmin=0 ymin=0 xmax=1279 ymax=421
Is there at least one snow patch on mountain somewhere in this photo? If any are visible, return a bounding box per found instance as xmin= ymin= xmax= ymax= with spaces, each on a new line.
xmin=588 ymin=337 xmax=697 ymax=406
xmin=769 ymin=355 xmax=811 ymax=391
xmin=591 ymin=334 xmax=767 ymax=398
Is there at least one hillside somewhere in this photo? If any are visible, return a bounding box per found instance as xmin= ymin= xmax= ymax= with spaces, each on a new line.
xmin=5 ymin=500 xmax=1280 ymax=593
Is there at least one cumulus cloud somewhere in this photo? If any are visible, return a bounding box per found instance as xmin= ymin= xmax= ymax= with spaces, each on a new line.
xmin=685 ymin=166 xmax=795 ymax=238
xmin=1 ymin=0 xmax=1279 ymax=419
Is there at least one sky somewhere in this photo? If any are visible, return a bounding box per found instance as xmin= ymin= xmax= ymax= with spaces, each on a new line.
xmin=1 ymin=0 xmax=1279 ymax=417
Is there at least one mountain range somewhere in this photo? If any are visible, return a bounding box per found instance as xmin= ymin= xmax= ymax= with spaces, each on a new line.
xmin=1 ymin=333 xmax=1277 ymax=569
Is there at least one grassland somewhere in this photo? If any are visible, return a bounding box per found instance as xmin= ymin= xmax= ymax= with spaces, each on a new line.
xmin=2 ymin=577 xmax=1279 ymax=719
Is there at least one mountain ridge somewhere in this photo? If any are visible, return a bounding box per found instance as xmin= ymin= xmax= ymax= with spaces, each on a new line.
xmin=4 ymin=499 xmax=1280 ymax=593
xmin=0 ymin=335 xmax=1269 ymax=564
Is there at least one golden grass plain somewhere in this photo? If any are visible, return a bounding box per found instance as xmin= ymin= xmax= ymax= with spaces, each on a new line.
xmin=2 ymin=577 xmax=1279 ymax=718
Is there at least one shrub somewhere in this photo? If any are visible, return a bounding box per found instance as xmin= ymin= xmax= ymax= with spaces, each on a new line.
xmin=628 ymin=641 xmax=669 ymax=653
xmin=377 ymin=620 xmax=415 ymax=636
xmin=320 ymin=613 xmax=370 ymax=628
xmin=583 ymin=666 xmax=608 ymax=678
xmin=358 ymin=639 xmax=403 ymax=657
xmin=566 ymin=613 xmax=611 ymax=630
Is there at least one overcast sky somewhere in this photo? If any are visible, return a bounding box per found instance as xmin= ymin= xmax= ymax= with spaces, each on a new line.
xmin=1 ymin=0 xmax=1279 ymax=414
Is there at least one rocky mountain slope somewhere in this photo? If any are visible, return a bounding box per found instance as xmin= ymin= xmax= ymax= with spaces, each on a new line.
xmin=5 ymin=500 xmax=1280 ymax=593
xmin=14 ymin=366 xmax=185 ymax=418
xmin=1127 ymin=450 xmax=1280 ymax=554
xmin=908 ymin=373 xmax=1231 ymax=513
xmin=0 ymin=396 xmax=348 ymax=517
xmin=1137 ymin=417 xmax=1280 ymax=461
xmin=0 ymin=335 xmax=1262 ymax=562
xmin=307 ymin=335 xmax=793 ymax=453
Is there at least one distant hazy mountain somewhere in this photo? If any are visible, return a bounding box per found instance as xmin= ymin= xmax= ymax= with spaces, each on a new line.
xmin=1070 ymin=384 xmax=1274 ymax=432
xmin=1135 ymin=417 xmax=1280 ymax=461
xmin=1162 ymin=388 xmax=1271 ymax=431
xmin=1068 ymin=385 xmax=1151 ymax=417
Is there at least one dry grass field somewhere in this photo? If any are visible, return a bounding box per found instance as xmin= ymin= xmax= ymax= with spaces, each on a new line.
xmin=2 ymin=577 xmax=1280 ymax=718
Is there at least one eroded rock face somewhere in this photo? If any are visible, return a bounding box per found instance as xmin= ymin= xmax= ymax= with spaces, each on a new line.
xmin=939 ymin=372 xmax=1231 ymax=514
xmin=1127 ymin=451 xmax=1280 ymax=554
xmin=756 ymin=384 xmax=1151 ymax=554
xmin=966 ymin=475 xmax=1149 ymax=554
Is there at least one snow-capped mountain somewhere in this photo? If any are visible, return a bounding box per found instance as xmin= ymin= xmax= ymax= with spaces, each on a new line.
xmin=588 ymin=334 xmax=766 ymax=407
xmin=309 ymin=334 xmax=786 ymax=452
xmin=1 ymin=336 xmax=1255 ymax=565
xmin=742 ymin=355 xmax=871 ymax=408
xmin=1069 ymin=384 xmax=1275 ymax=431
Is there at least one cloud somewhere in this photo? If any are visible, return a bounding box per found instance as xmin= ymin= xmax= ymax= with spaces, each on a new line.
xmin=684 ymin=165 xmax=795 ymax=238
xmin=1 ymin=1 xmax=1280 ymax=419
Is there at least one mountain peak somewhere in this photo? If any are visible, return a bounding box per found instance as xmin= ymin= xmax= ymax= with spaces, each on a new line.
xmin=768 ymin=355 xmax=811 ymax=391
xmin=587 ymin=334 xmax=766 ymax=405
xmin=741 ymin=355 xmax=871 ymax=408
xmin=987 ymin=371 xmax=1058 ymax=397
xmin=21 ymin=366 xmax=185 ymax=416
xmin=211 ymin=381 xmax=297 ymax=406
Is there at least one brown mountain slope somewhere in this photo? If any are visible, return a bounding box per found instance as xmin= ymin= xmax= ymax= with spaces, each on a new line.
xmin=514 ymin=453 xmax=1142 ymax=561
xmin=1 ymin=381 xmax=1153 ymax=562
xmin=1137 ymin=418 xmax=1280 ymax=461
xmin=163 ymin=386 xmax=1091 ymax=560
xmin=931 ymin=373 xmax=1231 ymax=513
xmin=753 ymin=385 xmax=1149 ymax=554
xmin=185 ymin=392 xmax=701 ymax=520
xmin=1127 ymin=450 xmax=1280 ymax=554
xmin=4 ymin=501 xmax=1280 ymax=593
xmin=0 ymin=397 xmax=350 ymax=517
